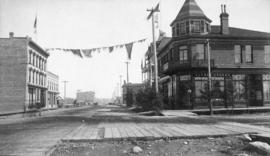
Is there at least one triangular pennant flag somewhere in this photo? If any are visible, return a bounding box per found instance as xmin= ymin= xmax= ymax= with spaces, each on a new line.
xmin=109 ymin=46 xmax=114 ymax=53
xmin=82 ymin=49 xmax=92 ymax=58
xmin=71 ymin=49 xmax=83 ymax=58
xmin=125 ymin=42 xmax=133 ymax=60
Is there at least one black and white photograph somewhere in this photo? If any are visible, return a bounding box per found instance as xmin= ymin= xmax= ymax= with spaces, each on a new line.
xmin=0 ymin=0 xmax=270 ymax=155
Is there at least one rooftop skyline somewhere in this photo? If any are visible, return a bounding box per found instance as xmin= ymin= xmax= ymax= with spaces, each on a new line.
xmin=0 ymin=0 xmax=269 ymax=98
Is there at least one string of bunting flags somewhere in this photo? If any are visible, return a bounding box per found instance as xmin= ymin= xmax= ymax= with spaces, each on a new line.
xmin=45 ymin=38 xmax=147 ymax=60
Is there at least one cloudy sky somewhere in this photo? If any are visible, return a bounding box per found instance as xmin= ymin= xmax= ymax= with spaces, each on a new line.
xmin=0 ymin=0 xmax=270 ymax=98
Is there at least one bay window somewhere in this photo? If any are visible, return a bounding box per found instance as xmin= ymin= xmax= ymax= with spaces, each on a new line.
xmin=179 ymin=46 xmax=188 ymax=63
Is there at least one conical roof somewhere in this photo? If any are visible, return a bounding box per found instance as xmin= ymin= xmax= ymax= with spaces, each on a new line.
xmin=171 ymin=0 xmax=211 ymax=25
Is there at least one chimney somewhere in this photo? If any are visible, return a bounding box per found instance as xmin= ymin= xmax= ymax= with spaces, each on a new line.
xmin=220 ymin=4 xmax=229 ymax=35
xmin=9 ymin=32 xmax=14 ymax=38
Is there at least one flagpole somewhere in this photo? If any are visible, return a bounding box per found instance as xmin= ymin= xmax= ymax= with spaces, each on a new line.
xmin=147 ymin=6 xmax=159 ymax=94
xmin=34 ymin=0 xmax=38 ymax=42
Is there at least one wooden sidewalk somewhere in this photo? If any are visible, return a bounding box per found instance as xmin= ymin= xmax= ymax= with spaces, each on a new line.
xmin=62 ymin=122 xmax=270 ymax=142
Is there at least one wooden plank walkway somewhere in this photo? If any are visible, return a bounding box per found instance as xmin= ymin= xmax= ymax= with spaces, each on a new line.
xmin=62 ymin=122 xmax=270 ymax=141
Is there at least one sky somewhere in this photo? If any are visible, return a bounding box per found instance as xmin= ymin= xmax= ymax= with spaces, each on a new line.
xmin=0 ymin=0 xmax=270 ymax=98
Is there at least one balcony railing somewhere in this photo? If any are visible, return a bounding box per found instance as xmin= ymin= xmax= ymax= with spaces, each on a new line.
xmin=160 ymin=59 xmax=215 ymax=74
xmin=191 ymin=59 xmax=215 ymax=68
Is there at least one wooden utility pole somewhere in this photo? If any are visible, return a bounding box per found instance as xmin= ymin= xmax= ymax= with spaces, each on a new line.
xmin=119 ymin=75 xmax=122 ymax=97
xmin=147 ymin=6 xmax=159 ymax=93
xmin=125 ymin=61 xmax=130 ymax=83
xmin=207 ymin=39 xmax=213 ymax=115
xmin=62 ymin=80 xmax=68 ymax=100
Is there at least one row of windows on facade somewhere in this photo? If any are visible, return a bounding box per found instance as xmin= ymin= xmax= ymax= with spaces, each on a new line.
xmin=166 ymin=74 xmax=270 ymax=102
xmin=172 ymin=20 xmax=211 ymax=37
xmin=159 ymin=45 xmax=270 ymax=66
xmin=48 ymin=81 xmax=58 ymax=92
xmin=28 ymin=88 xmax=42 ymax=106
xmin=28 ymin=49 xmax=47 ymax=71
xmin=28 ymin=69 xmax=46 ymax=86
xmin=194 ymin=75 xmax=270 ymax=102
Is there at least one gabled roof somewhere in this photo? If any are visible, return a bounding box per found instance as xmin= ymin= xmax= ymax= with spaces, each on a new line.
xmin=210 ymin=26 xmax=270 ymax=39
xmin=171 ymin=0 xmax=211 ymax=26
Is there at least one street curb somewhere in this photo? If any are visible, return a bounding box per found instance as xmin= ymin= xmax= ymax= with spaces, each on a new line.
xmin=61 ymin=132 xmax=252 ymax=143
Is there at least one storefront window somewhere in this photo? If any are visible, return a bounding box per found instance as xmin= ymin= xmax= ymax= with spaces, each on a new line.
xmin=195 ymin=77 xmax=208 ymax=102
xmin=263 ymin=74 xmax=270 ymax=101
xmin=212 ymin=77 xmax=225 ymax=99
xmin=233 ymin=75 xmax=246 ymax=101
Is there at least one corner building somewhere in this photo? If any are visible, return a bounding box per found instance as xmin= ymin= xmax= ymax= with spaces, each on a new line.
xmin=0 ymin=33 xmax=49 ymax=114
xmin=157 ymin=0 xmax=270 ymax=109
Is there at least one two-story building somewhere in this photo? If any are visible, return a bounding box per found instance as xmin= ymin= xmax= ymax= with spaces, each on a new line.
xmin=157 ymin=0 xmax=270 ymax=109
xmin=0 ymin=32 xmax=49 ymax=114
xmin=142 ymin=32 xmax=171 ymax=87
xmin=47 ymin=71 xmax=59 ymax=108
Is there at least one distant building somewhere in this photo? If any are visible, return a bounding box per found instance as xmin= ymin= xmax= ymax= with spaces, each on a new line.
xmin=46 ymin=71 xmax=59 ymax=108
xmin=156 ymin=0 xmax=270 ymax=109
xmin=76 ymin=91 xmax=95 ymax=104
xmin=0 ymin=33 xmax=49 ymax=114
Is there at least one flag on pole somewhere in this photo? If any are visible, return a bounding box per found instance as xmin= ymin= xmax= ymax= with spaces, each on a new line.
xmin=154 ymin=3 xmax=160 ymax=12
xmin=34 ymin=15 xmax=37 ymax=34
xmin=147 ymin=3 xmax=159 ymax=20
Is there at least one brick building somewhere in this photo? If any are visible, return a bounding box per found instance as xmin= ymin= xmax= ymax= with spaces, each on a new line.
xmin=0 ymin=33 xmax=49 ymax=114
xmin=47 ymin=71 xmax=59 ymax=108
xmin=76 ymin=91 xmax=95 ymax=104
xmin=157 ymin=0 xmax=270 ymax=109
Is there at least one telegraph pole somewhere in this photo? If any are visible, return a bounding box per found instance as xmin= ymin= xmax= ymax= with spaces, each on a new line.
xmin=62 ymin=81 xmax=68 ymax=100
xmin=147 ymin=6 xmax=159 ymax=93
xmin=125 ymin=61 xmax=130 ymax=83
xmin=206 ymin=39 xmax=213 ymax=115
xmin=119 ymin=75 xmax=122 ymax=95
